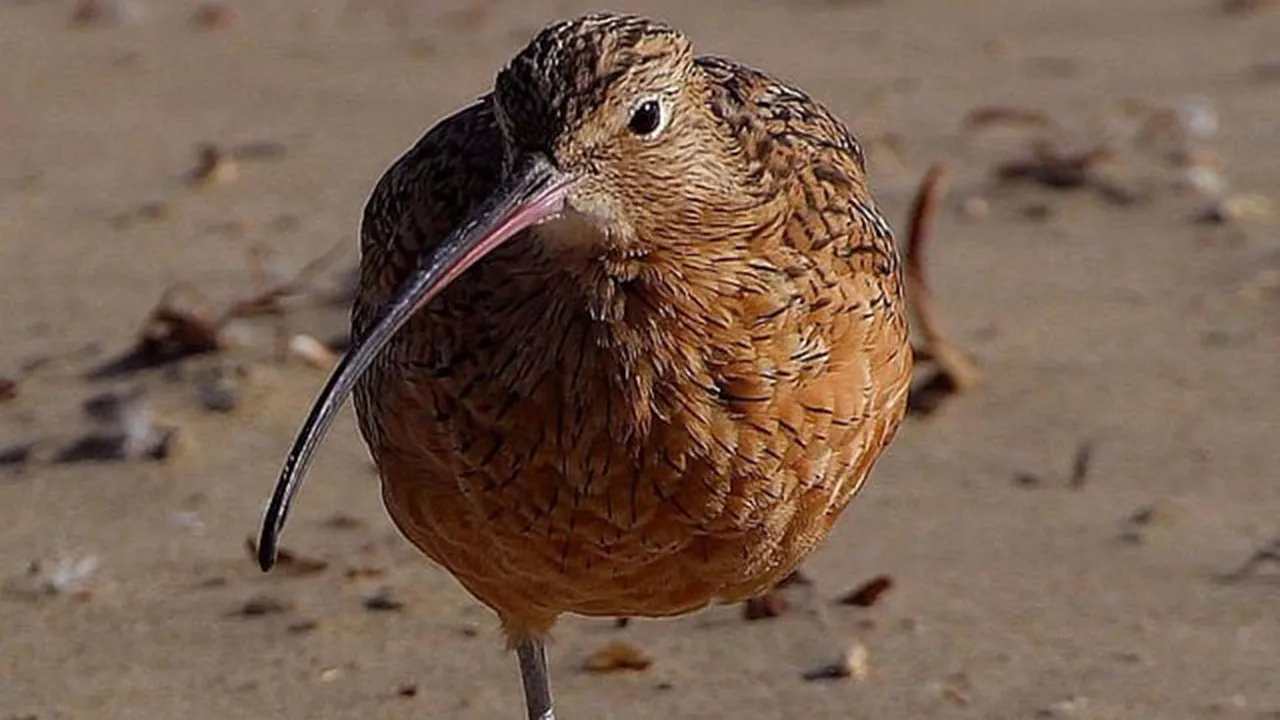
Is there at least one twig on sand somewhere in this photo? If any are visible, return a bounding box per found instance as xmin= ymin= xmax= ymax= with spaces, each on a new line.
xmin=904 ymin=162 xmax=982 ymax=414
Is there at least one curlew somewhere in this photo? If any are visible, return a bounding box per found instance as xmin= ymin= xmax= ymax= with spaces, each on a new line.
xmin=258 ymin=12 xmax=912 ymax=720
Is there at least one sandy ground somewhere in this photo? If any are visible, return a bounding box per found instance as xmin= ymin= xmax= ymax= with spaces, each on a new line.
xmin=2 ymin=1 xmax=1279 ymax=718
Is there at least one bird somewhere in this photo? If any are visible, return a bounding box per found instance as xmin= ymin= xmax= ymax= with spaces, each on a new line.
xmin=257 ymin=12 xmax=913 ymax=720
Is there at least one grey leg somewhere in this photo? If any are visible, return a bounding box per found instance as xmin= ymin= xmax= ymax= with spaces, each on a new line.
xmin=516 ymin=637 xmax=555 ymax=720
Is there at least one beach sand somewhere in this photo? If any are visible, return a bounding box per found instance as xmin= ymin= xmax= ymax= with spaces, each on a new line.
xmin=2 ymin=1 xmax=1278 ymax=718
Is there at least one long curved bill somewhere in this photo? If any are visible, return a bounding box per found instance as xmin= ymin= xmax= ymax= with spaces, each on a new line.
xmin=256 ymin=154 xmax=571 ymax=572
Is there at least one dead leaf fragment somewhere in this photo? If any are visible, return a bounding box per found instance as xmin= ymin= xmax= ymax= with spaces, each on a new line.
xmin=929 ymin=672 xmax=973 ymax=706
xmin=1221 ymin=0 xmax=1279 ymax=14
xmin=1068 ymin=440 xmax=1094 ymax=488
xmin=191 ymin=2 xmax=236 ymax=29
xmin=1222 ymin=534 xmax=1280 ymax=582
xmin=583 ymin=641 xmax=653 ymax=673
xmin=56 ymin=387 xmax=179 ymax=463
xmin=324 ymin=513 xmax=366 ymax=530
xmin=140 ymin=306 xmax=221 ymax=364
xmin=70 ymin=0 xmax=144 ymax=27
xmin=0 ymin=378 xmax=16 ymax=403
xmin=997 ymin=144 xmax=1110 ymax=190
xmin=234 ymin=594 xmax=292 ymax=617
xmin=962 ymin=105 xmax=1060 ymax=134
xmin=287 ymin=619 xmax=319 ymax=634
xmin=188 ymin=144 xmax=238 ymax=187
xmin=743 ymin=590 xmax=789 ymax=620
xmin=840 ymin=574 xmax=895 ymax=608
xmin=343 ymin=566 xmax=386 ymax=581
xmin=0 ymin=442 xmax=41 ymax=472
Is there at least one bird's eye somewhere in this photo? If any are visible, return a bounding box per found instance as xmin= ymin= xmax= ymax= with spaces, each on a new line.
xmin=628 ymin=99 xmax=665 ymax=137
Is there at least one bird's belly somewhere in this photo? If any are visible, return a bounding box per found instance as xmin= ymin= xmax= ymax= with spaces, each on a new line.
xmin=357 ymin=294 xmax=911 ymax=637
xmin=370 ymin=400 xmax=883 ymax=636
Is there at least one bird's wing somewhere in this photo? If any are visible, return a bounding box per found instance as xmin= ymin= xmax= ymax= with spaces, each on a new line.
xmin=694 ymin=55 xmax=913 ymax=512
xmin=353 ymin=96 xmax=507 ymax=338
xmin=349 ymin=96 xmax=508 ymax=453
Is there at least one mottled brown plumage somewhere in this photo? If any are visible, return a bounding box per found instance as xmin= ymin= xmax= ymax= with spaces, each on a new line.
xmin=259 ymin=12 xmax=911 ymax=719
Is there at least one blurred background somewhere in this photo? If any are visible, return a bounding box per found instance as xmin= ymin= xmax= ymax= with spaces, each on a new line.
xmin=1 ymin=1 xmax=1278 ymax=718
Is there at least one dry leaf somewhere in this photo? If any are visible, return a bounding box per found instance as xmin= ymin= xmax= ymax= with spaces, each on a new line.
xmin=743 ymin=590 xmax=789 ymax=620
xmin=70 ymin=0 xmax=144 ymax=27
xmin=962 ymin=105 xmax=1060 ymax=133
xmin=1222 ymin=534 xmax=1280 ymax=582
xmin=188 ymin=144 xmax=238 ymax=186
xmin=287 ymin=619 xmax=319 ymax=634
xmin=1221 ymin=0 xmax=1279 ymax=14
xmin=343 ymin=566 xmax=386 ymax=580
xmin=839 ymin=575 xmax=895 ymax=608
xmin=1068 ymin=440 xmax=1094 ymax=488
xmin=191 ymin=2 xmax=236 ymax=29
xmin=583 ymin=641 xmax=653 ymax=673
xmin=139 ymin=305 xmax=221 ymax=363
xmin=234 ymin=594 xmax=292 ymax=617
xmin=325 ymin=513 xmax=366 ymax=530
xmin=997 ymin=144 xmax=1110 ymax=190
xmin=929 ymin=672 xmax=973 ymax=706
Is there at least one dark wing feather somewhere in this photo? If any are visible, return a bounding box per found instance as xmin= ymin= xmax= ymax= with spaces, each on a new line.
xmin=351 ymin=97 xmax=506 ymax=448
xmin=354 ymin=96 xmax=507 ymax=336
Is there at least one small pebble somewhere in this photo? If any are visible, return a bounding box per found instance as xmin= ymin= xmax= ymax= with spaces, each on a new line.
xmin=197 ymin=374 xmax=240 ymax=413
xmin=41 ymin=555 xmax=100 ymax=595
xmin=802 ymin=642 xmax=869 ymax=681
xmin=289 ymin=334 xmax=338 ymax=369
xmin=1038 ymin=695 xmax=1088 ymax=718
xmin=1199 ymin=194 xmax=1275 ymax=224
xmin=959 ymin=195 xmax=990 ymax=219
xmin=363 ymin=588 xmax=405 ymax=612
xmin=1182 ymin=166 xmax=1227 ymax=198
xmin=1176 ymin=96 xmax=1218 ymax=140
xmin=396 ymin=682 xmax=419 ymax=698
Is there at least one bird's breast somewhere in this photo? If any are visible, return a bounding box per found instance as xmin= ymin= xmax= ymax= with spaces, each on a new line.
xmin=353 ymin=238 xmax=910 ymax=624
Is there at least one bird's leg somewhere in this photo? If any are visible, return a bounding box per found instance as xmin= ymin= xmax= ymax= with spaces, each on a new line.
xmin=516 ymin=637 xmax=555 ymax=720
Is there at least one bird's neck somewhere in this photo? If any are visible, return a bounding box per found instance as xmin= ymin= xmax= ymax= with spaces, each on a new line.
xmin=534 ymin=193 xmax=787 ymax=438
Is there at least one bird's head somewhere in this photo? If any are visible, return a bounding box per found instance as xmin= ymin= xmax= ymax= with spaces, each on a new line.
xmin=490 ymin=13 xmax=717 ymax=251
